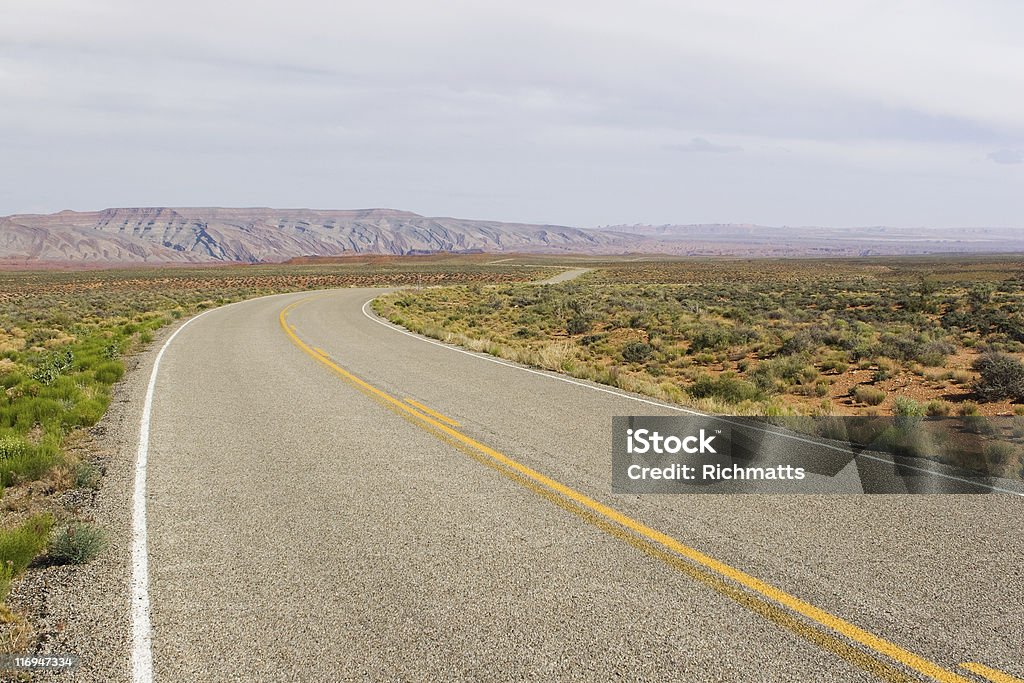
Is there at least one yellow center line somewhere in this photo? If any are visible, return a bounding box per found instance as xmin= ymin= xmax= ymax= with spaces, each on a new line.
xmin=961 ymin=663 xmax=1024 ymax=683
xmin=403 ymin=398 xmax=461 ymax=427
xmin=279 ymin=296 xmax=975 ymax=683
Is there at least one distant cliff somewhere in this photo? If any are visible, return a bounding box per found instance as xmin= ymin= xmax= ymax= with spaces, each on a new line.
xmin=0 ymin=207 xmax=1021 ymax=264
xmin=0 ymin=207 xmax=642 ymax=264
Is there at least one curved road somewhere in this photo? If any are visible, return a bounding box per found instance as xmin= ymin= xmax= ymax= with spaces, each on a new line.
xmin=130 ymin=289 xmax=1021 ymax=682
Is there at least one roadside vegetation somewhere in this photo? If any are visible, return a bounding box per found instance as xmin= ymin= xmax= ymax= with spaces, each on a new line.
xmin=0 ymin=258 xmax=551 ymax=640
xmin=374 ymin=256 xmax=1024 ymax=478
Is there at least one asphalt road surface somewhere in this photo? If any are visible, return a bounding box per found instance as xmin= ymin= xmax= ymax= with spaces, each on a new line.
xmin=128 ymin=289 xmax=1022 ymax=682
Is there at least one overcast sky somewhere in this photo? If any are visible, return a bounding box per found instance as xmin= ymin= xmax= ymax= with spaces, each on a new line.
xmin=2 ymin=1 xmax=1022 ymax=228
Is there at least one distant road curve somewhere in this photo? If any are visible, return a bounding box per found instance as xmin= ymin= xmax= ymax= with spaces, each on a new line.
xmin=536 ymin=267 xmax=592 ymax=283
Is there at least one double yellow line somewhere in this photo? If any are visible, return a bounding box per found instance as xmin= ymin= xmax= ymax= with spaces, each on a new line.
xmin=279 ymin=296 xmax=1020 ymax=683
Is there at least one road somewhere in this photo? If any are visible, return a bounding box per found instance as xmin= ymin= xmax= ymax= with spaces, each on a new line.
xmin=536 ymin=267 xmax=592 ymax=284
xmin=126 ymin=289 xmax=1021 ymax=682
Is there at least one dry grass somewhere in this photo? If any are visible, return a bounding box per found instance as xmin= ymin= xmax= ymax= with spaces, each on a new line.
xmin=0 ymin=604 xmax=33 ymax=655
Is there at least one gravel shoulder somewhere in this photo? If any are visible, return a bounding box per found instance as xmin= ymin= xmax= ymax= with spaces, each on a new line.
xmin=8 ymin=319 xmax=188 ymax=683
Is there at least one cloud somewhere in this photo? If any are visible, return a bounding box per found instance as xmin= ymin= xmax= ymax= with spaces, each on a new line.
xmin=988 ymin=148 xmax=1024 ymax=164
xmin=0 ymin=1 xmax=1023 ymax=227
xmin=667 ymin=137 xmax=742 ymax=154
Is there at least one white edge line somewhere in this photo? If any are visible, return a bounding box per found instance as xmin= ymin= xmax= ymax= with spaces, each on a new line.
xmin=359 ymin=298 xmax=1024 ymax=497
xmin=131 ymin=309 xmax=214 ymax=683
xmin=131 ymin=292 xmax=302 ymax=683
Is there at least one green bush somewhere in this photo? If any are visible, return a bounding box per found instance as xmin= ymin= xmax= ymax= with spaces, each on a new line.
xmin=689 ymin=325 xmax=734 ymax=352
xmin=0 ymin=435 xmax=28 ymax=460
xmin=972 ymin=352 xmax=1024 ymax=402
xmin=93 ymin=360 xmax=125 ymax=384
xmin=0 ymin=435 xmax=60 ymax=486
xmin=750 ymin=355 xmax=818 ymax=394
xmin=69 ymin=397 xmax=109 ymax=427
xmin=687 ymin=373 xmax=763 ymax=404
xmin=0 ymin=514 xmax=54 ymax=587
xmin=566 ymin=315 xmax=592 ymax=335
xmin=892 ymin=397 xmax=926 ymax=417
xmin=46 ymin=522 xmax=106 ymax=565
xmin=30 ymin=350 xmax=74 ymax=385
xmin=622 ymin=341 xmax=653 ymax=363
xmin=102 ymin=341 xmax=122 ymax=360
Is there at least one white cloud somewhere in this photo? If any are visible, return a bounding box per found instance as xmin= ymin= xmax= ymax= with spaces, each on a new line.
xmin=0 ymin=0 xmax=1022 ymax=226
xmin=988 ymin=149 xmax=1024 ymax=165
xmin=668 ymin=138 xmax=742 ymax=154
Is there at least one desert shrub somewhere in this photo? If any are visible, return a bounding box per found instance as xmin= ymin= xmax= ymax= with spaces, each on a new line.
xmin=780 ymin=325 xmax=843 ymax=355
xmin=919 ymin=340 xmax=956 ymax=367
xmin=959 ymin=401 xmax=981 ymax=417
xmin=46 ymin=523 xmax=106 ymax=566
xmin=853 ymin=385 xmax=886 ymax=406
xmin=732 ymin=326 xmax=761 ymax=346
xmin=972 ymin=352 xmax=1024 ymax=402
xmin=964 ymin=414 xmax=997 ymax=435
xmin=688 ymin=325 xmax=733 ymax=352
xmin=750 ymin=355 xmax=818 ymax=394
xmin=950 ymin=370 xmax=972 ymax=385
xmin=622 ymin=341 xmax=653 ymax=363
xmin=877 ymin=333 xmax=920 ymax=362
xmin=687 ymin=373 xmax=763 ymax=404
xmin=566 ymin=315 xmax=593 ymax=336
xmin=820 ymin=359 xmax=849 ymax=374
xmin=984 ymin=441 xmax=1016 ymax=465
xmin=872 ymin=368 xmax=893 ymax=382
xmin=74 ymin=460 xmax=102 ymax=489
xmin=892 ymin=397 xmax=926 ymax=417
xmin=925 ymin=400 xmax=951 ymax=417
